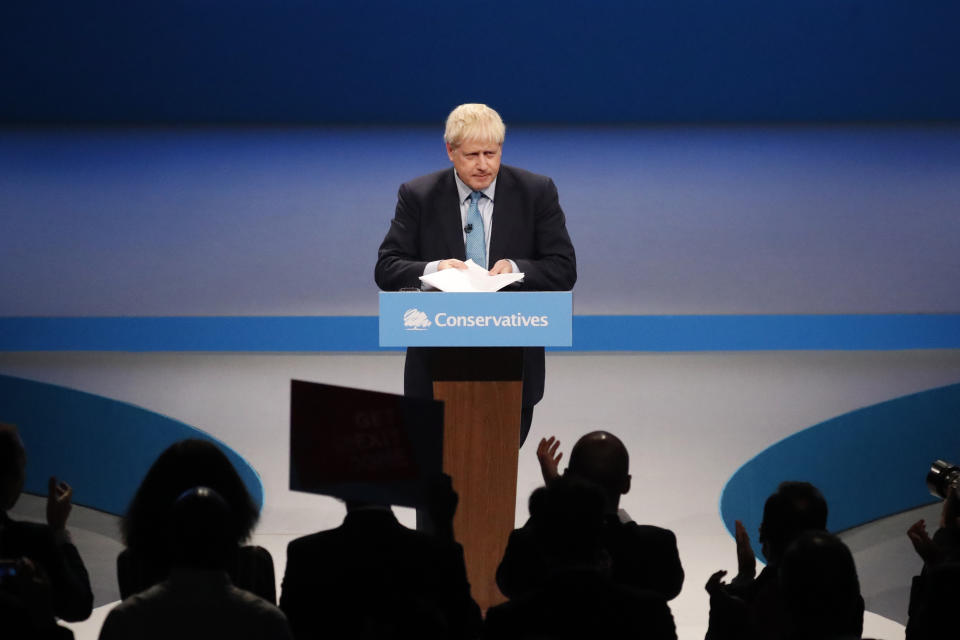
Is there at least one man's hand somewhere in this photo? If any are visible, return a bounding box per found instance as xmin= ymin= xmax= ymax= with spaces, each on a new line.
xmin=438 ymin=259 xmax=468 ymax=271
xmin=705 ymin=569 xmax=728 ymax=596
xmin=908 ymin=518 xmax=942 ymax=565
xmin=488 ymin=259 xmax=514 ymax=275
xmin=47 ymin=476 xmax=73 ymax=531
xmin=536 ymin=436 xmax=563 ymax=485
xmin=734 ymin=520 xmax=756 ymax=582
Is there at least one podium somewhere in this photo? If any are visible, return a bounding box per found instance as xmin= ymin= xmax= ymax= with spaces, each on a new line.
xmin=379 ymin=291 xmax=572 ymax=611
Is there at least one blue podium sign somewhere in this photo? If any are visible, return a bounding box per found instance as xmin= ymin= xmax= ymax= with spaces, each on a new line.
xmin=379 ymin=292 xmax=572 ymax=347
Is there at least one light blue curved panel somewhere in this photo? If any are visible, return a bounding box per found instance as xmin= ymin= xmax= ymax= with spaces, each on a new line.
xmin=0 ymin=374 xmax=263 ymax=516
xmin=720 ymin=382 xmax=960 ymax=556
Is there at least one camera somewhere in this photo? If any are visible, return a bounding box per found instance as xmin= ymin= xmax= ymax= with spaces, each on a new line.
xmin=926 ymin=460 xmax=960 ymax=499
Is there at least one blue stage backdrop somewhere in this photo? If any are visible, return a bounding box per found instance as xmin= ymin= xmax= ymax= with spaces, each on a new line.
xmin=2 ymin=1 xmax=959 ymax=124
xmin=3 ymin=127 xmax=959 ymax=325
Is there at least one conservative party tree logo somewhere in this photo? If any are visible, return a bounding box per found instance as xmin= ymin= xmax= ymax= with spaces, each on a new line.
xmin=403 ymin=308 xmax=431 ymax=330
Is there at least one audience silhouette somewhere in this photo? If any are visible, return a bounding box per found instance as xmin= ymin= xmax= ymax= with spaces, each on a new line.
xmin=117 ymin=439 xmax=276 ymax=604
xmin=100 ymin=486 xmax=292 ymax=639
xmin=0 ymin=422 xmax=92 ymax=638
xmin=484 ymin=476 xmax=677 ymax=639
xmin=497 ymin=431 xmax=684 ymax=601
xmin=706 ymin=481 xmax=829 ymax=640
xmin=279 ymin=474 xmax=482 ymax=640
xmin=905 ymin=484 xmax=960 ymax=639
xmin=8 ymin=415 xmax=944 ymax=639
xmin=778 ymin=530 xmax=865 ymax=640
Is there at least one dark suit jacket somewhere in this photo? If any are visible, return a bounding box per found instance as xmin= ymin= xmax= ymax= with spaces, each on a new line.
xmin=279 ymin=509 xmax=481 ymax=640
xmin=117 ymin=544 xmax=277 ymax=605
xmin=375 ymin=165 xmax=577 ymax=408
xmin=707 ymin=564 xmax=790 ymax=640
xmin=496 ymin=514 xmax=684 ymax=602
xmin=484 ymin=568 xmax=677 ymax=640
xmin=907 ymin=559 xmax=960 ymax=640
xmin=0 ymin=512 xmax=93 ymax=622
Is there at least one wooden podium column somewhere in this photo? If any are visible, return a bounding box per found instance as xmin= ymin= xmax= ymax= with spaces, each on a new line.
xmin=430 ymin=347 xmax=522 ymax=612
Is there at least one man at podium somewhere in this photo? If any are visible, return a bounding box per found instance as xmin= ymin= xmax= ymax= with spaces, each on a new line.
xmin=375 ymin=103 xmax=576 ymax=446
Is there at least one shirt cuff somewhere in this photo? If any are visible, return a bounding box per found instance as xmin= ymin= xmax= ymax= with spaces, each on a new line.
xmin=420 ymin=261 xmax=441 ymax=291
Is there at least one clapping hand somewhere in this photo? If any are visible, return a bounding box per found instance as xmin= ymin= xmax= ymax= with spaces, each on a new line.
xmin=908 ymin=519 xmax=941 ymax=565
xmin=705 ymin=569 xmax=728 ymax=596
xmin=705 ymin=519 xmax=757 ymax=596
xmin=46 ymin=476 xmax=73 ymax=531
xmin=734 ymin=520 xmax=756 ymax=582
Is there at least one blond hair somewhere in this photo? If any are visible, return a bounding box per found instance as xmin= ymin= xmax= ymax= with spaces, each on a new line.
xmin=444 ymin=103 xmax=506 ymax=149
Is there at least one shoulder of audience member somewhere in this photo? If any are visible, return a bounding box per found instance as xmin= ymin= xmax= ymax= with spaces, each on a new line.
xmin=614 ymin=521 xmax=680 ymax=549
xmin=931 ymin=525 xmax=960 ymax=558
xmin=5 ymin=517 xmax=55 ymax=540
xmin=485 ymin=580 xmax=675 ymax=638
xmin=622 ymin=521 xmax=677 ymax=538
xmin=238 ymin=544 xmax=273 ymax=563
xmin=229 ymin=583 xmax=286 ymax=612
xmin=1 ymin=519 xmax=68 ymax=567
xmin=285 ymin=528 xmax=342 ymax=553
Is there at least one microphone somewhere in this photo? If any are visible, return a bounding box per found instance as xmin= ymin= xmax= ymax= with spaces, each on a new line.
xmin=464 ymin=223 xmax=473 ymax=233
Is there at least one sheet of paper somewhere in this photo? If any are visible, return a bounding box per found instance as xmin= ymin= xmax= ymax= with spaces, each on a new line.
xmin=419 ymin=259 xmax=524 ymax=292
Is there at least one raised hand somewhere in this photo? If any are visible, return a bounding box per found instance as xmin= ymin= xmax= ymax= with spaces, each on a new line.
xmin=705 ymin=569 xmax=728 ymax=596
xmin=734 ymin=519 xmax=756 ymax=581
xmin=46 ymin=476 xmax=73 ymax=531
xmin=907 ymin=518 xmax=941 ymax=565
xmin=536 ymin=436 xmax=563 ymax=485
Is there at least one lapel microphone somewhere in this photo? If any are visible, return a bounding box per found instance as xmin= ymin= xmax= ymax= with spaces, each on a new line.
xmin=464 ymin=223 xmax=473 ymax=233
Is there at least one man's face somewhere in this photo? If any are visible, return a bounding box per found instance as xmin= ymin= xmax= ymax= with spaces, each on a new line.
xmin=447 ymin=138 xmax=502 ymax=191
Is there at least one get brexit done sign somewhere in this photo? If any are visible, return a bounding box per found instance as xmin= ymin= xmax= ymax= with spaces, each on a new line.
xmin=378 ymin=292 xmax=572 ymax=347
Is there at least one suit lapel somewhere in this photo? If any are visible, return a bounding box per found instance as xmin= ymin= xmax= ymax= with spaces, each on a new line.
xmin=488 ymin=166 xmax=517 ymax=264
xmin=437 ymin=169 xmax=467 ymax=260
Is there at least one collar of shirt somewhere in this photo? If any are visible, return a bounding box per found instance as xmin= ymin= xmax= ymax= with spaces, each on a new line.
xmin=453 ymin=169 xmax=497 ymax=204
xmin=453 ymin=169 xmax=496 ymax=267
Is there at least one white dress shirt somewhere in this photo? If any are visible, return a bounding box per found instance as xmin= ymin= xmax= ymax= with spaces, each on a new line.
xmin=422 ymin=169 xmax=518 ymax=278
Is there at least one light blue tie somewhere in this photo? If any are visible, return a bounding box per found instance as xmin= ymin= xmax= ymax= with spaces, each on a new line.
xmin=465 ymin=190 xmax=486 ymax=267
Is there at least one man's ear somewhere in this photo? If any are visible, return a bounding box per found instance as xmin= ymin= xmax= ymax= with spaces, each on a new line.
xmin=445 ymin=142 xmax=455 ymax=162
xmin=621 ymin=474 xmax=631 ymax=496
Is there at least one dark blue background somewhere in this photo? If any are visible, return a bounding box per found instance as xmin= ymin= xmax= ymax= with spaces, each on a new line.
xmin=3 ymin=0 xmax=958 ymax=124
